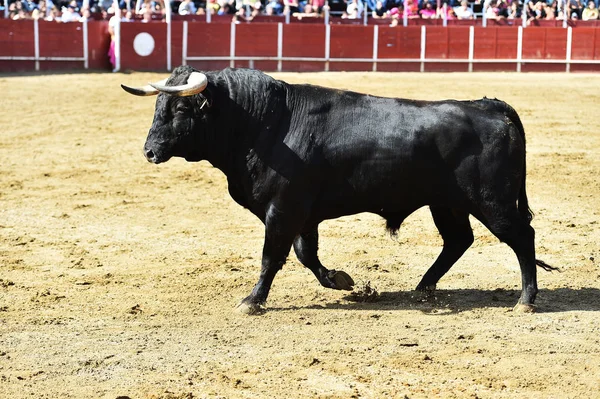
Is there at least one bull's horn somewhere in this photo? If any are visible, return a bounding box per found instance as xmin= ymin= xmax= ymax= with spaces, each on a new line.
xmin=121 ymin=78 xmax=168 ymax=96
xmin=149 ymin=72 xmax=208 ymax=97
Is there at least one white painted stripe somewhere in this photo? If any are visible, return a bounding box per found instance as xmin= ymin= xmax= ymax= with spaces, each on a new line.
xmin=83 ymin=20 xmax=88 ymax=69
xmin=167 ymin=18 xmax=172 ymax=71
xmin=230 ymin=23 xmax=235 ymax=68
xmin=186 ymin=56 xmax=573 ymax=64
xmin=566 ymin=26 xmax=572 ymax=73
xmin=517 ymin=26 xmax=523 ymax=72
xmin=34 ymin=19 xmax=39 ymax=71
xmin=468 ymin=26 xmax=474 ymax=73
xmin=0 ymin=56 xmax=86 ymax=61
xmin=115 ymin=18 xmax=121 ymax=72
xmin=420 ymin=25 xmax=426 ymax=72
xmin=325 ymin=24 xmax=330 ymax=72
xmin=372 ymin=25 xmax=378 ymax=72
xmin=277 ymin=22 xmax=283 ymax=72
xmin=182 ymin=21 xmax=188 ymax=66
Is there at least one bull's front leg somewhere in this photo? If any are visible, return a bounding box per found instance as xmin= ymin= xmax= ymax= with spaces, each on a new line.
xmin=293 ymin=227 xmax=355 ymax=291
xmin=235 ymin=203 xmax=299 ymax=315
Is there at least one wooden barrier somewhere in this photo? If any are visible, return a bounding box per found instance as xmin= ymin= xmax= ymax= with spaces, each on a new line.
xmin=0 ymin=19 xmax=110 ymax=72
xmin=2 ymin=19 xmax=600 ymax=73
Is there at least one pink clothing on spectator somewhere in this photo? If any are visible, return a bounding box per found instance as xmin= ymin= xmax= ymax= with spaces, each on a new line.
xmin=419 ymin=8 xmax=436 ymax=18
xmin=108 ymin=40 xmax=116 ymax=69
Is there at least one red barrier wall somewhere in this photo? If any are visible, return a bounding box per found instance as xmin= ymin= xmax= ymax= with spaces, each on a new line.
xmin=330 ymin=25 xmax=373 ymax=71
xmin=186 ymin=22 xmax=231 ymax=71
xmin=0 ymin=19 xmax=110 ymax=72
xmin=2 ymin=20 xmax=600 ymax=74
xmin=377 ymin=26 xmax=421 ymax=72
xmin=0 ymin=20 xmax=35 ymax=72
xmin=282 ymin=24 xmax=326 ymax=72
xmin=472 ymin=27 xmax=519 ymax=72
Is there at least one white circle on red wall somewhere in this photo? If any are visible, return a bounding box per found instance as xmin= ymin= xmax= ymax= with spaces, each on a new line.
xmin=133 ymin=33 xmax=155 ymax=57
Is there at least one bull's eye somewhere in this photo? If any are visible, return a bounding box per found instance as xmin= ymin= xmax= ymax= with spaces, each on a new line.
xmin=174 ymin=106 xmax=189 ymax=116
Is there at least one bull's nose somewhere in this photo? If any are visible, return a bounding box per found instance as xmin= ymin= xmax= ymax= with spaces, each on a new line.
xmin=145 ymin=149 xmax=156 ymax=163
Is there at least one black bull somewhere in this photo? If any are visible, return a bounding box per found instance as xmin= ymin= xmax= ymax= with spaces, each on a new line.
xmin=122 ymin=66 xmax=556 ymax=314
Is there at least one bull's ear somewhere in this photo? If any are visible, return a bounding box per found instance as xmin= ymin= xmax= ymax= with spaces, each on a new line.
xmin=149 ymin=72 xmax=208 ymax=97
xmin=121 ymin=78 xmax=169 ymax=96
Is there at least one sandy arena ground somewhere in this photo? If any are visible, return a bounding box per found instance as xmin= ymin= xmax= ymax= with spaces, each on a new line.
xmin=1 ymin=71 xmax=599 ymax=398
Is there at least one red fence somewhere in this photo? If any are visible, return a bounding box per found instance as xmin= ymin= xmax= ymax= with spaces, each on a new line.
xmin=2 ymin=19 xmax=600 ymax=73
xmin=0 ymin=19 xmax=110 ymax=72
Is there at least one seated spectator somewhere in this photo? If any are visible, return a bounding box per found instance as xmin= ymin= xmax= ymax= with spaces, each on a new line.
xmin=119 ymin=0 xmax=136 ymax=11
xmin=218 ymin=0 xmax=236 ymax=14
xmin=506 ymin=1 xmax=519 ymax=19
xmin=372 ymin=0 xmax=388 ymax=18
xmin=122 ymin=9 xmax=135 ymax=20
xmin=79 ymin=6 xmax=92 ymax=20
xmin=485 ymin=0 xmax=505 ymax=20
xmin=284 ymin=0 xmax=301 ymax=14
xmin=235 ymin=0 xmax=262 ymax=21
xmin=206 ymin=0 xmax=221 ymax=14
xmin=99 ymin=0 xmax=115 ymax=11
xmin=527 ymin=0 xmax=546 ymax=22
xmin=293 ymin=2 xmax=321 ymax=19
xmin=437 ymin=2 xmax=457 ymax=19
xmin=566 ymin=0 xmax=583 ymax=19
xmin=310 ymin=0 xmax=326 ymax=14
xmin=419 ymin=1 xmax=436 ymax=18
xmin=388 ymin=6 xmax=402 ymax=26
xmin=178 ymin=0 xmax=196 ymax=14
xmin=405 ymin=0 xmax=420 ymax=18
xmin=544 ymin=1 xmax=557 ymax=19
xmin=137 ymin=0 xmax=154 ymax=14
xmin=61 ymin=1 xmax=82 ymax=22
xmin=46 ymin=5 xmax=61 ymax=20
xmin=582 ymin=0 xmax=599 ymax=19
xmin=142 ymin=8 xmax=153 ymax=20
xmin=342 ymin=0 xmax=364 ymax=18
xmin=454 ymin=0 xmax=474 ymax=19
xmin=265 ymin=0 xmax=284 ymax=14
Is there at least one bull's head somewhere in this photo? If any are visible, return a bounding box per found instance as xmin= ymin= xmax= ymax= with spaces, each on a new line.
xmin=121 ymin=69 xmax=209 ymax=164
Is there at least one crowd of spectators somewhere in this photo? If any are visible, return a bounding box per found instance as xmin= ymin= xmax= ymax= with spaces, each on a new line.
xmin=2 ymin=0 xmax=167 ymax=21
xmin=2 ymin=0 xmax=600 ymax=22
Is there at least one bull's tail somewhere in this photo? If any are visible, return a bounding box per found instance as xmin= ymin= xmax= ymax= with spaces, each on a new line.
xmin=510 ymin=108 xmax=560 ymax=272
xmin=478 ymin=98 xmax=559 ymax=272
xmin=509 ymin=108 xmax=535 ymax=225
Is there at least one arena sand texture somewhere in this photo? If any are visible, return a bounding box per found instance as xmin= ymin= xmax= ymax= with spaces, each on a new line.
xmin=1 ymin=71 xmax=599 ymax=398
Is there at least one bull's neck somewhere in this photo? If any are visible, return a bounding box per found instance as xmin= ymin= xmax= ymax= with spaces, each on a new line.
xmin=201 ymin=76 xmax=285 ymax=178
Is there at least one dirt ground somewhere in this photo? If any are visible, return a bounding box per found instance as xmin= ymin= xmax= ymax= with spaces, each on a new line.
xmin=1 ymin=70 xmax=599 ymax=399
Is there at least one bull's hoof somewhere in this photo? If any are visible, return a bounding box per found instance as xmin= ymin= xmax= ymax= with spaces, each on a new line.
xmin=416 ymin=283 xmax=436 ymax=293
xmin=235 ymin=301 xmax=266 ymax=315
xmin=414 ymin=284 xmax=436 ymax=301
xmin=513 ymin=303 xmax=537 ymax=313
xmin=328 ymin=270 xmax=355 ymax=291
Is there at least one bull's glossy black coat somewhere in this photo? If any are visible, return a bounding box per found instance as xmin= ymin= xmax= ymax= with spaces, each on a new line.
xmin=136 ymin=66 xmax=552 ymax=313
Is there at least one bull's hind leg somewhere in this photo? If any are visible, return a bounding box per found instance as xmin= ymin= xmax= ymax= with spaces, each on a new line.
xmin=416 ymin=207 xmax=474 ymax=293
xmin=293 ymin=227 xmax=355 ymax=291
xmin=476 ymin=205 xmax=538 ymax=312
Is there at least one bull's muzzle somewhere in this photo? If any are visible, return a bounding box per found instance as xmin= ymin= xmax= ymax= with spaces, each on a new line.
xmin=144 ymin=148 xmax=157 ymax=163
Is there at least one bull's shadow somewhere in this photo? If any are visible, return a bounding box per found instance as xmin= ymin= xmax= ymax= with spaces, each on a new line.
xmin=270 ymin=287 xmax=600 ymax=314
